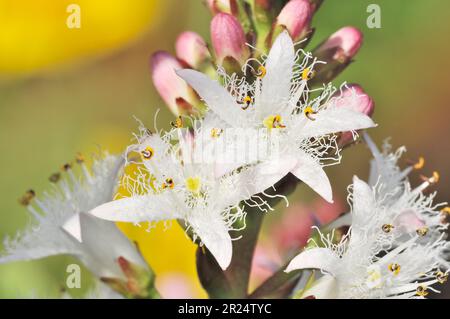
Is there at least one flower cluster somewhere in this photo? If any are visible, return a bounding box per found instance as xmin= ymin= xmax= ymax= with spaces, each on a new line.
xmin=286 ymin=134 xmax=449 ymax=298
xmin=0 ymin=0 xmax=447 ymax=299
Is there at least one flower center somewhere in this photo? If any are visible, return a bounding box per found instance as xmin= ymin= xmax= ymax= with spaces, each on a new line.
xmin=263 ymin=115 xmax=285 ymax=130
xmin=366 ymin=266 xmax=383 ymax=289
xmin=185 ymin=176 xmax=201 ymax=194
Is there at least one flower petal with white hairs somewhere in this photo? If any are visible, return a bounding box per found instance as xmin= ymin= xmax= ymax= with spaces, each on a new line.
xmin=286 ymin=138 xmax=449 ymax=299
xmin=178 ymin=31 xmax=376 ymax=203
xmin=0 ymin=154 xmax=149 ymax=282
xmin=89 ymin=129 xmax=250 ymax=270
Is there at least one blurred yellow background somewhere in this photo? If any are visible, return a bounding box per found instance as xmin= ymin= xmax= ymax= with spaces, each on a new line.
xmin=0 ymin=0 xmax=449 ymax=298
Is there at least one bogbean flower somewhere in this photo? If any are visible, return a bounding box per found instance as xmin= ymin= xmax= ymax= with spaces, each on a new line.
xmin=177 ymin=31 xmax=376 ymax=203
xmin=285 ymin=136 xmax=449 ymax=299
xmin=1 ymin=154 xmax=152 ymax=297
xmin=89 ymin=127 xmax=285 ymax=270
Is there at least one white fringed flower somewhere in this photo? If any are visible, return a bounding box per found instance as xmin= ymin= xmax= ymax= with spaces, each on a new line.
xmin=0 ymin=153 xmax=148 ymax=281
xmin=285 ymin=137 xmax=449 ymax=299
xmin=89 ymin=128 xmax=281 ymax=270
xmin=177 ymin=31 xmax=376 ymax=203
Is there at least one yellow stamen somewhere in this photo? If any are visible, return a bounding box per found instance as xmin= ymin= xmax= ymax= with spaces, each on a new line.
xmin=388 ymin=263 xmax=401 ymax=275
xmin=263 ymin=115 xmax=285 ymax=129
xmin=301 ymin=68 xmax=315 ymax=81
xmin=185 ymin=177 xmax=201 ymax=194
xmin=416 ymin=285 xmax=428 ymax=297
xmin=210 ymin=128 xmax=223 ymax=138
xmin=241 ymin=96 xmax=252 ymax=110
xmin=416 ymin=227 xmax=428 ymax=237
xmin=49 ymin=173 xmax=61 ymax=183
xmin=441 ymin=207 xmax=450 ymax=214
xmin=304 ymin=106 xmax=317 ymax=121
xmin=19 ymin=189 xmax=36 ymax=206
xmin=162 ymin=178 xmax=174 ymax=190
xmin=141 ymin=147 xmax=154 ymax=160
xmin=170 ymin=116 xmax=183 ymax=128
xmin=382 ymin=224 xmax=394 ymax=233
xmin=413 ymin=157 xmax=425 ymax=170
xmin=75 ymin=152 xmax=85 ymax=164
xmin=432 ymin=171 xmax=440 ymax=183
xmin=256 ymin=65 xmax=266 ymax=78
xmin=436 ymin=271 xmax=448 ymax=284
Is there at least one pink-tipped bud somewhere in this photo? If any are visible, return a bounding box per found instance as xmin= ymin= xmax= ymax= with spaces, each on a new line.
xmin=175 ymin=31 xmax=210 ymax=68
xmin=150 ymin=51 xmax=196 ymax=115
xmin=211 ymin=13 xmax=250 ymax=65
xmin=336 ymin=84 xmax=375 ymax=145
xmin=206 ymin=0 xmax=236 ymax=15
xmin=317 ymin=26 xmax=363 ymax=61
xmin=339 ymin=84 xmax=374 ymax=116
xmin=276 ymin=0 xmax=313 ymax=41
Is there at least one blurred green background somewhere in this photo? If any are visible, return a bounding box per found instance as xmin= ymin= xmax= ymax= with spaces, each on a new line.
xmin=0 ymin=0 xmax=449 ymax=298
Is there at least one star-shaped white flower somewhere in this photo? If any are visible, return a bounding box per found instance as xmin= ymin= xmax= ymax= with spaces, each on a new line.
xmin=177 ymin=31 xmax=376 ymax=203
xmin=285 ymin=139 xmax=449 ymax=299
xmin=0 ymin=154 xmax=149 ymax=282
xmin=89 ymin=129 xmax=281 ymax=270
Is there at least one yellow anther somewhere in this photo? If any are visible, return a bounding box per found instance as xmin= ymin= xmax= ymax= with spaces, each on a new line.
xmin=382 ymin=224 xmax=394 ymax=233
xmin=49 ymin=173 xmax=61 ymax=183
xmin=388 ymin=263 xmax=401 ymax=275
xmin=241 ymin=96 xmax=252 ymax=110
xmin=162 ymin=178 xmax=174 ymax=190
xmin=19 ymin=189 xmax=36 ymax=206
xmin=304 ymin=106 xmax=317 ymax=121
xmin=141 ymin=147 xmax=154 ymax=160
xmin=301 ymin=68 xmax=315 ymax=81
xmin=436 ymin=271 xmax=448 ymax=284
xmin=416 ymin=227 xmax=428 ymax=237
xmin=416 ymin=285 xmax=428 ymax=297
xmin=256 ymin=65 xmax=266 ymax=78
xmin=441 ymin=207 xmax=450 ymax=215
xmin=263 ymin=115 xmax=286 ymax=129
xmin=431 ymin=171 xmax=440 ymax=183
xmin=366 ymin=267 xmax=382 ymax=288
xmin=75 ymin=152 xmax=85 ymax=164
xmin=210 ymin=128 xmax=223 ymax=138
xmin=413 ymin=157 xmax=425 ymax=170
xmin=185 ymin=177 xmax=201 ymax=194
xmin=170 ymin=116 xmax=183 ymax=129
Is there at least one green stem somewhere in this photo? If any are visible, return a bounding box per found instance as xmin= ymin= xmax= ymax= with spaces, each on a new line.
xmin=196 ymin=173 xmax=300 ymax=298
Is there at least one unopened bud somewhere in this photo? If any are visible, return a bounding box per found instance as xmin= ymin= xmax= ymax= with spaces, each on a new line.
xmin=276 ymin=0 xmax=313 ymax=41
xmin=150 ymin=51 xmax=196 ymax=115
xmin=316 ymin=26 xmax=363 ymax=62
xmin=206 ymin=0 xmax=237 ymax=15
xmin=336 ymin=84 xmax=375 ymax=146
xmin=175 ymin=31 xmax=210 ymax=68
xmin=210 ymin=13 xmax=250 ymax=65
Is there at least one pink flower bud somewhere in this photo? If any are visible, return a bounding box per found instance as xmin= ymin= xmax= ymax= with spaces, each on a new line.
xmin=336 ymin=84 xmax=375 ymax=145
xmin=210 ymin=13 xmax=250 ymax=65
xmin=276 ymin=0 xmax=313 ymax=41
xmin=150 ymin=51 xmax=195 ymax=115
xmin=206 ymin=0 xmax=235 ymax=15
xmin=175 ymin=31 xmax=210 ymax=68
xmin=338 ymin=84 xmax=374 ymax=116
xmin=317 ymin=26 xmax=363 ymax=61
